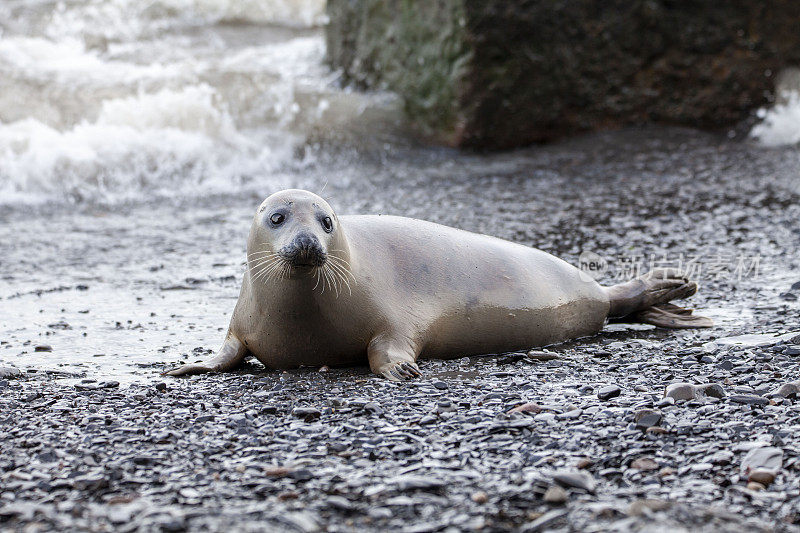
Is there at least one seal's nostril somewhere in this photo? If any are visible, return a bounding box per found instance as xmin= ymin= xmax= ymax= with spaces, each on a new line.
xmin=283 ymin=232 xmax=325 ymax=267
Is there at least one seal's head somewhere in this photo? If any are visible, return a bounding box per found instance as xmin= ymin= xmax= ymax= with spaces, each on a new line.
xmin=247 ymin=189 xmax=353 ymax=294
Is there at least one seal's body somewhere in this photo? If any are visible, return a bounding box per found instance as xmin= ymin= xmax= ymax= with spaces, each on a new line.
xmin=166 ymin=190 xmax=710 ymax=380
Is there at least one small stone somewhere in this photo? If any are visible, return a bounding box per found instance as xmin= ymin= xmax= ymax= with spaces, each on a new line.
xmin=729 ymin=394 xmax=768 ymax=406
xmin=0 ymin=366 xmax=21 ymax=379
xmin=34 ymin=345 xmax=52 ymax=352
xmin=709 ymin=450 xmax=734 ymax=465
xmin=630 ymin=457 xmax=659 ymax=471
xmin=665 ymin=383 xmax=697 ymax=401
xmin=553 ymin=470 xmax=596 ymax=493
xmin=527 ymin=350 xmax=560 ymax=361
xmin=292 ymin=407 xmax=321 ymax=421
xmin=264 ymin=466 xmax=293 ymax=478
xmin=597 ymin=385 xmax=621 ymax=401
xmin=575 ymin=458 xmax=593 ymax=469
xmin=470 ymin=491 xmax=488 ymax=504
xmin=747 ymin=481 xmax=766 ymax=491
xmin=318 ymin=365 xmax=329 ymax=372
xmin=432 ymin=380 xmax=448 ymax=390
xmin=523 ymin=510 xmax=568 ymax=532
xmin=391 ymin=474 xmax=445 ymax=491
xmin=634 ymin=409 xmax=662 ymax=429
xmin=656 ymin=395 xmax=675 ymax=408
xmin=785 ymin=346 xmax=800 ymax=356
xmin=628 ymin=499 xmax=671 ymax=516
xmin=325 ymin=496 xmax=352 ymax=510
xmin=741 ymin=447 xmax=783 ymax=475
xmin=289 ymin=468 xmax=314 ymax=481
xmin=179 ymin=487 xmax=202 ymax=499
xmin=543 ymin=485 xmax=568 ymax=504
xmin=772 ymin=382 xmax=800 ymax=397
xmin=698 ymin=383 xmax=726 ymax=399
xmin=154 ymin=382 xmax=167 ymax=392
xmin=508 ymin=403 xmax=542 ymax=415
xmin=748 ymin=468 xmax=776 ymax=486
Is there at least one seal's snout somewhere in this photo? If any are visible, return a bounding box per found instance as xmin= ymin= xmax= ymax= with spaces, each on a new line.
xmin=281 ymin=232 xmax=326 ymax=268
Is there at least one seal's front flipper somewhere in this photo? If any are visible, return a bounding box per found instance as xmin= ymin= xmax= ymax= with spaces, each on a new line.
xmin=368 ymin=335 xmax=422 ymax=381
xmin=605 ymin=269 xmax=713 ymax=329
xmin=163 ymin=334 xmax=248 ymax=377
xmin=632 ymin=302 xmax=714 ymax=329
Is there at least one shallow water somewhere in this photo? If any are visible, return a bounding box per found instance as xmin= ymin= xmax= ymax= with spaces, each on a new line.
xmin=1 ymin=1 xmax=799 ymax=384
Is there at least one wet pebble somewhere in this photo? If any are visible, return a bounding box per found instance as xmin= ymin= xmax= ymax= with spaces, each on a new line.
xmin=543 ymin=485 xmax=568 ymax=504
xmin=597 ymin=385 xmax=621 ymax=401
xmin=553 ymin=470 xmax=596 ymax=493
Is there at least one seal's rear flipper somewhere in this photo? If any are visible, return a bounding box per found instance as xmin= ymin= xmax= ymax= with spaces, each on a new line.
xmin=605 ymin=268 xmax=713 ymax=329
xmin=630 ymin=302 xmax=714 ymax=329
xmin=163 ymin=333 xmax=248 ymax=377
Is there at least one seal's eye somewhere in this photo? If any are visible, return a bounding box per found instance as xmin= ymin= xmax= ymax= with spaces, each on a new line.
xmin=270 ymin=213 xmax=285 ymax=225
xmin=322 ymin=216 xmax=333 ymax=233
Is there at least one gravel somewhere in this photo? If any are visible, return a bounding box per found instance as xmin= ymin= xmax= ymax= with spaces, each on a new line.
xmin=1 ymin=127 xmax=800 ymax=531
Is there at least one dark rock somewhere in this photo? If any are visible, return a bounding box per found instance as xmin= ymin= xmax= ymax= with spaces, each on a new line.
xmin=729 ymin=394 xmax=768 ymax=406
xmin=699 ymin=383 xmax=726 ymax=399
xmin=634 ymin=410 xmax=662 ymax=430
xmin=326 ymin=0 xmax=800 ymax=149
xmin=748 ymin=469 xmax=776 ymax=486
xmin=597 ymin=385 xmax=621 ymax=401
xmin=34 ymin=345 xmax=52 ymax=352
xmin=292 ymin=407 xmax=321 ymax=421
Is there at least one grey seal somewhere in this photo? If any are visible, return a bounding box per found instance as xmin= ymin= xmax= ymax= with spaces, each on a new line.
xmin=165 ymin=189 xmax=711 ymax=380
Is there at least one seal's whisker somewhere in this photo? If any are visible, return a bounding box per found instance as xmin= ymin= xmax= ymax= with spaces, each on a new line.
xmin=250 ymin=261 xmax=274 ymax=281
xmin=328 ymin=261 xmax=352 ymax=296
xmin=247 ymin=256 xmax=280 ymax=269
xmin=327 ymin=258 xmax=356 ymax=284
xmin=313 ymin=268 xmax=322 ymax=292
xmin=327 ymin=265 xmax=340 ymax=297
xmin=247 ymin=245 xmax=275 ymax=256
xmin=328 ymin=263 xmax=356 ymax=288
xmin=327 ymin=261 xmax=347 ymax=289
xmin=253 ymin=257 xmax=286 ymax=284
xmin=247 ymin=251 xmax=278 ymax=259
xmin=327 ymin=252 xmax=354 ymax=273
xmin=324 ymin=267 xmax=335 ymax=296
xmin=328 ymin=251 xmax=352 ymax=266
xmin=251 ymin=262 xmax=277 ymax=284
